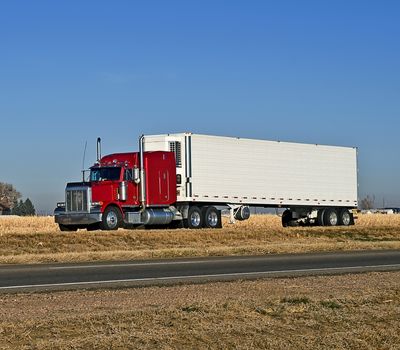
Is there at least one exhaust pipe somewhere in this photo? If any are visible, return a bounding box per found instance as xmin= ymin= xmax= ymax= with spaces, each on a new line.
xmin=96 ymin=137 xmax=102 ymax=162
xmin=139 ymin=135 xmax=146 ymax=210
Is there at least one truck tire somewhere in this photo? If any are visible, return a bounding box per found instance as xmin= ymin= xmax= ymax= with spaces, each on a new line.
xmin=203 ymin=206 xmax=222 ymax=229
xmin=59 ymin=224 xmax=78 ymax=232
xmin=101 ymin=206 xmax=122 ymax=230
xmin=323 ymin=208 xmax=338 ymax=226
xmin=338 ymin=209 xmax=352 ymax=226
xmin=187 ymin=206 xmax=203 ymax=229
xmin=281 ymin=210 xmax=298 ymax=227
xmin=317 ymin=209 xmax=325 ymax=226
xmin=282 ymin=210 xmax=292 ymax=227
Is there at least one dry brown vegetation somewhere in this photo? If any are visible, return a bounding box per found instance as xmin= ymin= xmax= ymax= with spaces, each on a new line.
xmin=0 ymin=271 xmax=399 ymax=349
xmin=0 ymin=214 xmax=399 ymax=264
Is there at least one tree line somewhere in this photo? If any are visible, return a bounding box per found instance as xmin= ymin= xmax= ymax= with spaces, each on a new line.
xmin=0 ymin=182 xmax=36 ymax=216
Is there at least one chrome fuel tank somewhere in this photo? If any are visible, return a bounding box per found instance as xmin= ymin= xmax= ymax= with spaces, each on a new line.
xmin=142 ymin=208 xmax=174 ymax=225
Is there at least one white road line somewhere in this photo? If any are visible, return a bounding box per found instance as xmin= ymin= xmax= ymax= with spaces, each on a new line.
xmin=48 ymin=258 xmax=261 ymax=270
xmin=1 ymin=263 xmax=399 ymax=290
xmin=47 ymin=253 xmax=398 ymax=270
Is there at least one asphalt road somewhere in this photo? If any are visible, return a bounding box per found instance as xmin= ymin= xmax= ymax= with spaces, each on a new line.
xmin=0 ymin=250 xmax=399 ymax=293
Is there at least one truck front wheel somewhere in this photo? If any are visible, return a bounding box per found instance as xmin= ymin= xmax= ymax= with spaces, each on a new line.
xmin=101 ymin=206 xmax=122 ymax=230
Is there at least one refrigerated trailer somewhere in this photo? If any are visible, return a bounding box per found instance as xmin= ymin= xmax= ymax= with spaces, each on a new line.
xmin=54 ymin=133 xmax=358 ymax=230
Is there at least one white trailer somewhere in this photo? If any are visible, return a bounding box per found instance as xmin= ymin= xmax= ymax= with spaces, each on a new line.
xmin=144 ymin=133 xmax=358 ymax=227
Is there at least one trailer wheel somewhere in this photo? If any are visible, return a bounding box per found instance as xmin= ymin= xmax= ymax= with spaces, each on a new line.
xmin=203 ymin=206 xmax=222 ymax=229
xmin=317 ymin=209 xmax=325 ymax=226
xmin=338 ymin=209 xmax=352 ymax=226
xmin=282 ymin=210 xmax=299 ymax=227
xmin=282 ymin=210 xmax=292 ymax=227
xmin=101 ymin=206 xmax=122 ymax=230
xmin=59 ymin=224 xmax=78 ymax=232
xmin=187 ymin=206 xmax=203 ymax=229
xmin=323 ymin=208 xmax=338 ymax=226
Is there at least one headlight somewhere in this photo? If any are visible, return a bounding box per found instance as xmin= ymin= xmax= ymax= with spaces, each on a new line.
xmin=57 ymin=202 xmax=66 ymax=208
xmin=91 ymin=201 xmax=103 ymax=207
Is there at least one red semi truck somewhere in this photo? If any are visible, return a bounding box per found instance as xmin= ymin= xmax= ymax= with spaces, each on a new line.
xmin=54 ymin=133 xmax=358 ymax=230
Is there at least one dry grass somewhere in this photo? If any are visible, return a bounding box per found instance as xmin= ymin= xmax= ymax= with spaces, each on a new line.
xmin=0 ymin=271 xmax=399 ymax=349
xmin=0 ymin=214 xmax=399 ymax=264
xmin=1 ymin=213 xmax=400 ymax=234
xmin=0 ymin=215 xmax=57 ymax=234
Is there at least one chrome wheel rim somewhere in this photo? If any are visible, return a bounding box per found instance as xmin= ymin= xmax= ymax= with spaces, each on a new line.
xmin=329 ymin=212 xmax=338 ymax=226
xmin=207 ymin=212 xmax=218 ymax=227
xmin=190 ymin=211 xmax=201 ymax=227
xmin=342 ymin=211 xmax=351 ymax=226
xmin=106 ymin=211 xmax=118 ymax=229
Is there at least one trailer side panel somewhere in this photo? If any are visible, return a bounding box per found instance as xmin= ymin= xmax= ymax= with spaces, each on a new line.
xmin=145 ymin=133 xmax=358 ymax=208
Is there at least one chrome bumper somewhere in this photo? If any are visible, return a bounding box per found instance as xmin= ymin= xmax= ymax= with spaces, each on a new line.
xmin=54 ymin=208 xmax=102 ymax=225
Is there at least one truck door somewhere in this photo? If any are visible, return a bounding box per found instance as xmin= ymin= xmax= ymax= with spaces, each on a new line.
xmin=124 ymin=168 xmax=139 ymax=205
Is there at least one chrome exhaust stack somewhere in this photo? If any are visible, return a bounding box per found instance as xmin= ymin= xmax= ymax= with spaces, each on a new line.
xmin=139 ymin=135 xmax=146 ymax=210
xmin=96 ymin=137 xmax=102 ymax=162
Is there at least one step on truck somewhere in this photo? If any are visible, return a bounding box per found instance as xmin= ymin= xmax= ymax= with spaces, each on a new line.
xmin=54 ymin=133 xmax=358 ymax=231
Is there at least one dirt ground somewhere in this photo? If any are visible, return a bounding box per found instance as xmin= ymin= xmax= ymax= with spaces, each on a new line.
xmin=0 ymin=271 xmax=399 ymax=349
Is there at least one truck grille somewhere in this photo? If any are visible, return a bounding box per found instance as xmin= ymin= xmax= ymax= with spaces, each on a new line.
xmin=66 ymin=188 xmax=89 ymax=212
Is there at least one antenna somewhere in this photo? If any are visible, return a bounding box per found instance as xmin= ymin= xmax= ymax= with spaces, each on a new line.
xmin=82 ymin=141 xmax=88 ymax=182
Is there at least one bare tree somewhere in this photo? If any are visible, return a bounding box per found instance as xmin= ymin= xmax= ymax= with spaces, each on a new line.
xmin=0 ymin=182 xmax=21 ymax=209
xmin=360 ymin=195 xmax=375 ymax=210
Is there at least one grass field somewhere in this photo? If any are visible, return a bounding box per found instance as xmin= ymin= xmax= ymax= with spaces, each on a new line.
xmin=0 ymin=271 xmax=399 ymax=349
xmin=0 ymin=214 xmax=399 ymax=264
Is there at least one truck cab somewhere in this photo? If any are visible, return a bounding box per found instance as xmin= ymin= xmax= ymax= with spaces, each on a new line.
xmin=55 ymin=148 xmax=177 ymax=231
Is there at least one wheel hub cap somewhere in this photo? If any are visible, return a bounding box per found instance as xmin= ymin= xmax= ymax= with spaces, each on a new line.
xmin=342 ymin=212 xmax=351 ymax=225
xmin=207 ymin=212 xmax=218 ymax=226
xmin=107 ymin=212 xmax=118 ymax=228
xmin=191 ymin=212 xmax=201 ymax=227
xmin=329 ymin=212 xmax=338 ymax=226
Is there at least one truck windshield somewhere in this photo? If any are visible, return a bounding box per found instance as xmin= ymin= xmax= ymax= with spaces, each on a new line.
xmin=90 ymin=167 xmax=121 ymax=182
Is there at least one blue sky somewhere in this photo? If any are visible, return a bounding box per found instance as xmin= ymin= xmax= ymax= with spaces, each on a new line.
xmin=0 ymin=0 xmax=399 ymax=213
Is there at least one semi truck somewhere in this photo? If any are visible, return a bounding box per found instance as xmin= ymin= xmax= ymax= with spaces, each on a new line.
xmin=54 ymin=133 xmax=358 ymax=231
